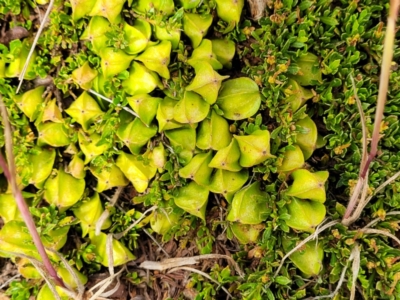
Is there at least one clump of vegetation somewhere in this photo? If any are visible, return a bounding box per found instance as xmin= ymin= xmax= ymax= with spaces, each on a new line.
xmin=0 ymin=0 xmax=399 ymax=299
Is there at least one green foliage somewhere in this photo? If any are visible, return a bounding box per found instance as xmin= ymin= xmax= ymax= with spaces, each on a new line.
xmin=6 ymin=279 xmax=38 ymax=300
xmin=1 ymin=0 xmax=400 ymax=298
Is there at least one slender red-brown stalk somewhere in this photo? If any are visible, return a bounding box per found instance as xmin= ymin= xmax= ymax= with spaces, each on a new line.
xmin=0 ymin=99 xmax=65 ymax=287
xmin=343 ymin=0 xmax=400 ymax=220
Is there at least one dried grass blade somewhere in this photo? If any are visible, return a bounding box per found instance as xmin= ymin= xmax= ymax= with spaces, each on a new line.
xmin=17 ymin=0 xmax=55 ymax=93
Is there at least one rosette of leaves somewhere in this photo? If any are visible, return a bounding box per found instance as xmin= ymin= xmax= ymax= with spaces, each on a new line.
xmin=0 ymin=221 xmax=41 ymax=259
xmin=40 ymin=99 xmax=63 ymax=123
xmin=12 ymin=86 xmax=44 ymax=122
xmin=173 ymin=91 xmax=210 ymax=125
xmin=186 ymin=62 xmax=229 ymax=105
xmin=149 ymin=143 xmax=167 ymax=171
xmin=135 ymin=41 xmax=172 ymax=79
xmin=80 ymin=16 xmax=111 ymax=54
xmin=99 ymin=47 xmax=134 ymax=78
xmin=289 ymin=52 xmax=323 ymax=86
xmin=187 ymin=39 xmax=223 ymax=70
xmin=214 ymin=0 xmax=244 ymax=26
xmin=226 ymin=182 xmax=269 ymax=224
xmin=43 ymin=168 xmax=86 ymax=211
xmin=150 ymin=208 xmax=182 ymax=237
xmin=177 ymin=0 xmax=201 ymax=10
xmin=208 ymin=169 xmax=249 ymax=202
xmin=65 ymin=91 xmax=104 ymax=131
xmin=183 ymin=13 xmax=213 ymax=48
xmin=0 ymin=192 xmax=34 ymax=223
xmin=216 ymin=78 xmax=262 ymax=120
xmin=37 ymin=122 xmax=71 ymax=147
xmin=286 ymin=169 xmax=329 ymax=203
xmin=37 ymin=265 xmax=88 ymax=300
xmin=277 ymin=145 xmax=305 ymax=173
xmin=283 ymin=79 xmax=314 ymax=112
xmin=295 ymin=116 xmax=318 ymax=160
xmin=73 ymin=192 xmax=111 ymax=237
xmin=89 ymin=231 xmax=135 ymax=267
xmin=122 ymin=62 xmax=162 ymax=96
xmin=211 ymin=39 xmax=235 ymax=69
xmin=5 ymin=39 xmax=37 ymax=79
xmin=208 ymin=138 xmax=241 ymax=172
xmin=116 ymin=112 xmax=157 ymax=154
xmin=284 ymin=198 xmax=326 ymax=233
xmin=173 ymin=181 xmax=209 ymax=220
xmin=156 ymin=97 xmax=185 ymax=132
xmin=164 ymin=126 xmax=196 ymax=165
xmin=78 ymin=131 xmax=110 ymax=164
xmin=67 ymin=155 xmax=86 ymax=179
xmin=127 ymin=94 xmax=161 ymax=126
xmin=70 ymin=0 xmax=96 ymax=21
xmin=17 ymin=258 xmax=42 ymax=280
xmin=123 ymin=19 xmax=152 ymax=55
xmin=89 ymin=0 xmax=126 ymax=24
xmin=229 ymin=223 xmax=265 ymax=244
xmin=134 ymin=0 xmax=175 ymax=16
xmin=71 ymin=61 xmax=98 ymax=90
xmin=90 ymin=162 xmax=129 ymax=192
xmin=154 ymin=25 xmax=181 ymax=49
xmin=0 ymin=220 xmax=70 ymax=258
xmin=196 ymin=110 xmax=232 ymax=150
xmin=282 ymin=239 xmax=324 ymax=277
xmin=234 ymin=129 xmax=274 ymax=167
xmin=179 ymin=151 xmax=213 ymax=186
xmin=116 ymin=152 xmax=157 ymax=193
xmin=28 ymin=147 xmax=56 ymax=188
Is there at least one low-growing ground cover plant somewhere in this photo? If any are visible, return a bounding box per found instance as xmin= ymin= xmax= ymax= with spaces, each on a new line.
xmin=0 ymin=0 xmax=400 ymax=299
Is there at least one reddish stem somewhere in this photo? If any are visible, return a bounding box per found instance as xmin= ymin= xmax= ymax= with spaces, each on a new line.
xmin=0 ymin=104 xmax=65 ymax=288
xmin=343 ymin=0 xmax=400 ymax=220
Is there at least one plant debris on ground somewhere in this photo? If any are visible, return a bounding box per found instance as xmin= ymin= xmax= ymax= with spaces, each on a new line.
xmin=0 ymin=0 xmax=400 ymax=299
